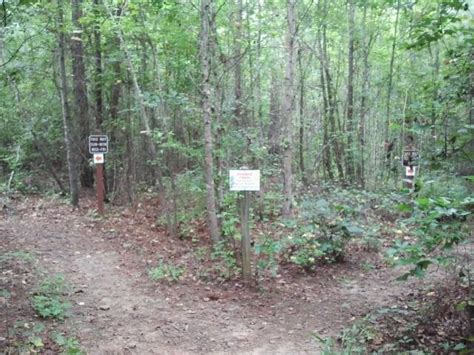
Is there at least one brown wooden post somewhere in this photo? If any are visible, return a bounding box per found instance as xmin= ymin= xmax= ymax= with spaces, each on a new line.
xmin=96 ymin=162 xmax=105 ymax=216
xmin=240 ymin=190 xmax=251 ymax=282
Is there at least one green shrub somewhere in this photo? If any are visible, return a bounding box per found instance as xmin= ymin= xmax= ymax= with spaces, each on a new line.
xmin=389 ymin=193 xmax=471 ymax=279
xmin=32 ymin=295 xmax=70 ymax=320
xmin=51 ymin=331 xmax=84 ymax=354
xmin=31 ymin=275 xmax=70 ymax=320
xmin=284 ymin=198 xmax=364 ymax=270
xmin=148 ymin=261 xmax=185 ymax=283
xmin=210 ymin=241 xmax=239 ymax=280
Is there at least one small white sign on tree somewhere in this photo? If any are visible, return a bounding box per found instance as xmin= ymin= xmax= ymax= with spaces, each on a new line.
xmin=229 ymin=169 xmax=260 ymax=191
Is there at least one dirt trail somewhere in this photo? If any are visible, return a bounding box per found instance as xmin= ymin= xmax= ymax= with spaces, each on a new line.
xmin=0 ymin=200 xmax=425 ymax=354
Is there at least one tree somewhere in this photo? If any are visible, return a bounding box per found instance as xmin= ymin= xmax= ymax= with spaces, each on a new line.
xmin=71 ymin=0 xmax=93 ymax=188
xmin=281 ymin=0 xmax=297 ymax=219
xmin=199 ymin=0 xmax=220 ymax=244
xmin=57 ymin=0 xmax=79 ymax=207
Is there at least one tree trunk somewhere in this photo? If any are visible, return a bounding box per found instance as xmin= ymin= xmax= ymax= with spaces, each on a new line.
xmin=93 ymin=0 xmax=103 ymax=130
xmin=268 ymin=71 xmax=282 ymax=155
xmin=71 ymin=0 xmax=93 ymax=188
xmin=281 ymin=0 xmax=297 ymax=219
xmin=57 ymin=0 xmax=79 ymax=207
xmin=345 ymin=0 xmax=355 ymax=180
xmin=318 ymin=33 xmax=333 ymax=180
xmin=234 ymin=0 xmax=244 ymax=127
xmin=358 ymin=3 xmax=372 ymax=188
xmin=385 ymin=0 xmax=400 ymax=142
xmin=298 ymin=47 xmax=306 ymax=183
xmin=200 ymin=0 xmax=220 ymax=244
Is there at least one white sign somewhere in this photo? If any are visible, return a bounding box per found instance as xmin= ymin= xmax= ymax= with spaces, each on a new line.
xmin=93 ymin=153 xmax=104 ymax=164
xmin=406 ymin=166 xmax=416 ymax=177
xmin=229 ymin=170 xmax=260 ymax=191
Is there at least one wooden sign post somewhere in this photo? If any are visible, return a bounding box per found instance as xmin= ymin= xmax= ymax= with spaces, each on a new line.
xmin=89 ymin=135 xmax=108 ymax=216
xmin=402 ymin=148 xmax=419 ymax=190
xmin=229 ymin=168 xmax=260 ymax=283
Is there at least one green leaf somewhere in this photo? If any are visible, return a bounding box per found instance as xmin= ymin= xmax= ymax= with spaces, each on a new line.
xmin=29 ymin=336 xmax=44 ymax=348
xmin=397 ymin=203 xmax=413 ymax=213
xmin=415 ymin=198 xmax=431 ymax=209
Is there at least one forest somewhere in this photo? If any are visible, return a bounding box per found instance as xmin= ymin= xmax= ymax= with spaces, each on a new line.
xmin=1 ymin=0 xmax=473 ymax=353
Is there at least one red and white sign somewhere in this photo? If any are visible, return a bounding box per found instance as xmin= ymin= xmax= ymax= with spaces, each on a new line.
xmin=406 ymin=166 xmax=416 ymax=177
xmin=229 ymin=170 xmax=260 ymax=191
xmin=93 ymin=153 xmax=104 ymax=164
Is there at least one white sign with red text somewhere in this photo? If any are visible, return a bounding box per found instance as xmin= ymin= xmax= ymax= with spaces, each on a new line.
xmin=93 ymin=153 xmax=104 ymax=164
xmin=229 ymin=170 xmax=260 ymax=191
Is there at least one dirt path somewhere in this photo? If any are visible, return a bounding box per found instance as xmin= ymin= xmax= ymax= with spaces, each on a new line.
xmin=1 ymin=199 xmax=427 ymax=354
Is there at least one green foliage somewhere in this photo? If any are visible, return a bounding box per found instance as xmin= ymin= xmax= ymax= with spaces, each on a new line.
xmin=51 ymin=332 xmax=84 ymax=355
xmin=313 ymin=316 xmax=376 ymax=354
xmin=254 ymin=234 xmax=283 ymax=277
xmin=219 ymin=192 xmax=240 ymax=239
xmin=284 ymin=196 xmax=365 ymax=270
xmin=148 ymin=261 xmax=185 ymax=283
xmin=388 ymin=181 xmax=471 ymax=279
xmin=210 ymin=241 xmax=239 ymax=281
xmin=6 ymin=321 xmax=47 ymax=354
xmin=32 ymin=295 xmax=70 ymax=320
xmin=0 ymin=250 xmax=36 ymax=264
xmin=31 ymin=275 xmax=70 ymax=320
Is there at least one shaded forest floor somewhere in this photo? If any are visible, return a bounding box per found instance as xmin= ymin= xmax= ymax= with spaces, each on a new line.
xmin=1 ymin=194 xmax=470 ymax=354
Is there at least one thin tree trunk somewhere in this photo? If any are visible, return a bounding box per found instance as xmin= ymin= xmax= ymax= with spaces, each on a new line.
xmin=71 ymin=0 xmax=93 ymax=188
xmin=297 ymin=47 xmax=306 ymax=183
xmin=57 ymin=0 xmax=79 ymax=207
xmin=358 ymin=3 xmax=372 ymax=188
xmin=282 ymin=0 xmax=297 ymax=219
xmin=317 ymin=33 xmax=333 ymax=180
xmin=234 ymin=0 xmax=244 ymax=127
xmin=430 ymin=43 xmax=440 ymax=139
xmin=385 ymin=0 xmax=400 ymax=141
xmin=324 ymin=34 xmax=344 ymax=179
xmin=200 ymin=0 xmax=220 ymax=244
xmin=93 ymin=0 xmax=103 ymax=130
xmin=268 ymin=71 xmax=281 ymax=155
xmin=345 ymin=0 xmax=355 ymax=179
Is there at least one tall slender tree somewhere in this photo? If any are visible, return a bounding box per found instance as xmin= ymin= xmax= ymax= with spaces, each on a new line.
xmin=281 ymin=0 xmax=297 ymax=218
xmin=57 ymin=0 xmax=79 ymax=207
xmin=71 ymin=0 xmax=93 ymax=188
xmin=199 ymin=0 xmax=220 ymax=244
xmin=345 ymin=0 xmax=355 ymax=179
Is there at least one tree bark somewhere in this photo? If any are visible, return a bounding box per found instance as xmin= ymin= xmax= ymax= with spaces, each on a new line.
xmin=358 ymin=3 xmax=372 ymax=188
xmin=71 ymin=0 xmax=93 ymax=188
xmin=200 ymin=0 xmax=220 ymax=244
xmin=234 ymin=0 xmax=244 ymax=127
xmin=57 ymin=0 xmax=80 ymax=207
xmin=297 ymin=46 xmax=306 ymax=183
xmin=93 ymin=0 xmax=103 ymax=130
xmin=385 ymin=0 xmax=400 ymax=141
xmin=345 ymin=0 xmax=355 ymax=179
xmin=281 ymin=0 xmax=297 ymax=219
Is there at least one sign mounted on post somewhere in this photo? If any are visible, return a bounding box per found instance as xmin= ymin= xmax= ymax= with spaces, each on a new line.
xmin=93 ymin=153 xmax=104 ymax=164
xmin=402 ymin=149 xmax=419 ymax=167
xmin=89 ymin=134 xmax=108 ymax=217
xmin=229 ymin=169 xmax=260 ymax=191
xmin=89 ymin=135 xmax=108 ymax=154
xmin=229 ymin=168 xmax=260 ymax=285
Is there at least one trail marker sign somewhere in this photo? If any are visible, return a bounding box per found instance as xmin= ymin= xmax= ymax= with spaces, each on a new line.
xmin=89 ymin=135 xmax=108 ymax=154
xmin=93 ymin=153 xmax=104 ymax=164
xmin=229 ymin=168 xmax=260 ymax=284
xmin=89 ymin=134 xmax=108 ymax=216
xmin=229 ymin=169 xmax=260 ymax=191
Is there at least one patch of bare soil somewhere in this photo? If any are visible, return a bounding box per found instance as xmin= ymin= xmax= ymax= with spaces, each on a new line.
xmin=0 ymin=196 xmax=463 ymax=354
